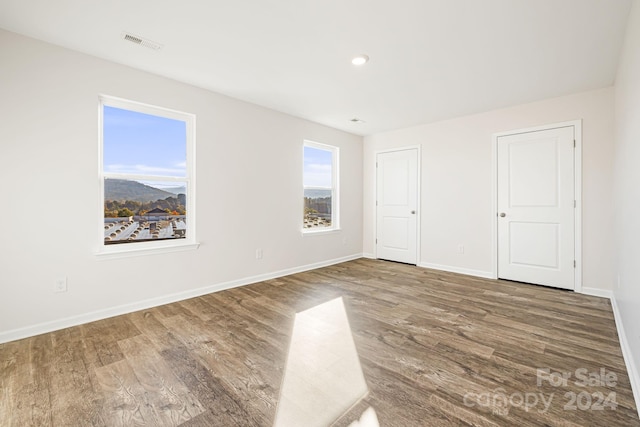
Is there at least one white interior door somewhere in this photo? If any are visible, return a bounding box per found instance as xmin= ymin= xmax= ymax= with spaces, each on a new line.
xmin=376 ymin=149 xmax=418 ymax=264
xmin=497 ymin=126 xmax=575 ymax=290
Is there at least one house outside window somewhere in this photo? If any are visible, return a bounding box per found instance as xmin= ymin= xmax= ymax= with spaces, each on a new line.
xmin=303 ymin=141 xmax=339 ymax=232
xmin=99 ymin=95 xmax=196 ymax=255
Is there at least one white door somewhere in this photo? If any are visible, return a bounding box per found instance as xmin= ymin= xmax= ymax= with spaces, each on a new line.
xmin=376 ymin=149 xmax=418 ymax=264
xmin=497 ymin=126 xmax=575 ymax=290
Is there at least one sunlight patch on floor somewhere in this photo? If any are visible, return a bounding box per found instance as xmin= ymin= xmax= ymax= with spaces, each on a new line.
xmin=274 ymin=297 xmax=369 ymax=427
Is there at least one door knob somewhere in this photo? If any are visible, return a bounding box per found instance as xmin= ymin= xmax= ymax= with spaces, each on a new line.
xmin=411 ymin=210 xmax=416 ymax=214
xmin=499 ymin=212 xmax=506 ymax=217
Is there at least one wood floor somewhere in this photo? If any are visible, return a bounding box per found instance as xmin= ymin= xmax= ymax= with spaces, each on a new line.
xmin=1 ymin=258 xmax=638 ymax=426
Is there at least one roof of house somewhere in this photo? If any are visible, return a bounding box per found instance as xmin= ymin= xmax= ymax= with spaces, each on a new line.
xmin=146 ymin=208 xmax=168 ymax=214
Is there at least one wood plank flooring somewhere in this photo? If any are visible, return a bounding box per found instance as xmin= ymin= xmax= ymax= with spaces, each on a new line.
xmin=1 ymin=258 xmax=638 ymax=426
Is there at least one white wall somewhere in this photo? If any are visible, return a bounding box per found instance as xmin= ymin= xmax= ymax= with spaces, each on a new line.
xmin=0 ymin=30 xmax=363 ymax=342
xmin=364 ymin=87 xmax=615 ymax=290
xmin=613 ymin=0 xmax=640 ymax=406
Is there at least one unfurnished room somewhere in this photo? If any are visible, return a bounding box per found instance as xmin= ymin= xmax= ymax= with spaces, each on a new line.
xmin=1 ymin=1 xmax=640 ymax=426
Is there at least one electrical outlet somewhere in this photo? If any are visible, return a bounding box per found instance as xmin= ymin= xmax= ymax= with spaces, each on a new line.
xmin=256 ymin=248 xmax=263 ymax=259
xmin=54 ymin=277 xmax=67 ymax=293
xmin=457 ymin=244 xmax=464 ymax=254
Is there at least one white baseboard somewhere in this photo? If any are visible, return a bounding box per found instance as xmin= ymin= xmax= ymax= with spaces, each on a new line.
xmin=362 ymin=252 xmax=375 ymax=259
xmin=580 ymin=287 xmax=614 ymax=299
xmin=0 ymin=253 xmax=363 ymax=344
xmin=418 ymin=262 xmax=494 ymax=279
xmin=610 ymin=294 xmax=640 ymax=420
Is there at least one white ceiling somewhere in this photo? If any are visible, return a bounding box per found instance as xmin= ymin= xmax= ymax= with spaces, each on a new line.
xmin=0 ymin=0 xmax=632 ymax=135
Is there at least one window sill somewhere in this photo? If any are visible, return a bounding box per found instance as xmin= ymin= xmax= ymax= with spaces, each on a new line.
xmin=301 ymin=228 xmax=341 ymax=237
xmin=95 ymin=241 xmax=200 ymax=260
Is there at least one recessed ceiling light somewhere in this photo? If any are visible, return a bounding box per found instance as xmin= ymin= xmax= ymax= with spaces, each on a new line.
xmin=350 ymin=118 xmax=366 ymax=123
xmin=351 ymin=54 xmax=369 ymax=66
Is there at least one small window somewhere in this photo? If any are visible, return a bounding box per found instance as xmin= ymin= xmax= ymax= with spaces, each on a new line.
xmin=303 ymin=141 xmax=339 ymax=232
xmin=99 ymin=96 xmax=196 ymax=253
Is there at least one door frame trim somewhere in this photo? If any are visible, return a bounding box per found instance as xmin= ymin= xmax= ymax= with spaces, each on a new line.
xmin=374 ymin=146 xmax=421 ymax=264
xmin=490 ymin=120 xmax=583 ymax=292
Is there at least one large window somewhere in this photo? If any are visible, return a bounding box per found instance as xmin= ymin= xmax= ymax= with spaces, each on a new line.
xmin=303 ymin=141 xmax=339 ymax=232
xmin=99 ymin=96 xmax=196 ymax=253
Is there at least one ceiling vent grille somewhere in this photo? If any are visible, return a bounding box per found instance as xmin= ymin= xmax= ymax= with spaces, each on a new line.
xmin=121 ymin=32 xmax=163 ymax=50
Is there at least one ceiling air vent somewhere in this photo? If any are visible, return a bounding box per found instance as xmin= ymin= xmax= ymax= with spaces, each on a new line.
xmin=121 ymin=32 xmax=163 ymax=50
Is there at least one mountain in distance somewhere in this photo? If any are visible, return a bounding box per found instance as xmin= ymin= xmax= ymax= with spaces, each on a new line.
xmin=304 ymin=189 xmax=331 ymax=199
xmin=163 ymin=185 xmax=187 ymax=195
xmin=105 ymin=178 xmax=176 ymax=203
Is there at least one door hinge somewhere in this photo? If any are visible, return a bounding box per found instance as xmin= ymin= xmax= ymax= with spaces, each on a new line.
xmin=574 ymin=200 xmax=576 ymax=208
xmin=376 ymin=162 xmax=378 ymax=168
xmin=573 ymin=139 xmax=576 ymax=148
xmin=574 ymin=260 xmax=576 ymax=268
xmin=376 ymin=238 xmax=378 ymax=244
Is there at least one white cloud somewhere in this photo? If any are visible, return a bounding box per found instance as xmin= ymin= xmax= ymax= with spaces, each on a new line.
xmin=105 ymin=163 xmax=186 ymax=176
xmin=304 ymin=163 xmax=332 ymax=187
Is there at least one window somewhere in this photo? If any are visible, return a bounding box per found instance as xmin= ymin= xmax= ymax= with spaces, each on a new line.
xmin=303 ymin=141 xmax=339 ymax=232
xmin=99 ymin=96 xmax=196 ymax=254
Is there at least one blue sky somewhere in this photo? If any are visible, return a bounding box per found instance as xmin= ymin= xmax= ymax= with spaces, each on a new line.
xmin=103 ymin=106 xmax=186 ymax=177
xmin=303 ymin=146 xmax=332 ymax=188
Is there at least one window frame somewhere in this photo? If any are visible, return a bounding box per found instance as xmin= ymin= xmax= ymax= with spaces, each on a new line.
xmin=97 ymin=95 xmax=198 ymax=258
xmin=302 ymin=140 xmax=340 ymax=234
